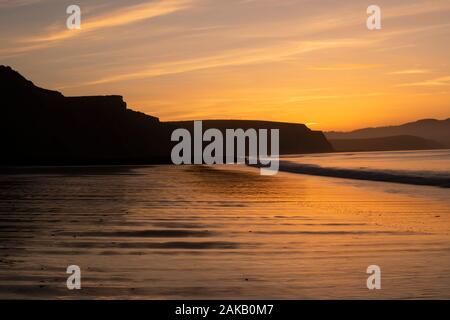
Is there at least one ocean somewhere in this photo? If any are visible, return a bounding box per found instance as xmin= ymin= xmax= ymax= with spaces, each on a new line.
xmin=0 ymin=150 xmax=449 ymax=299
xmin=278 ymin=149 xmax=450 ymax=187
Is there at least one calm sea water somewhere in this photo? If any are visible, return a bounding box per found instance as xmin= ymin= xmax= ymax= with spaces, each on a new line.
xmin=0 ymin=150 xmax=449 ymax=299
xmin=283 ymin=149 xmax=450 ymax=175
xmin=279 ymin=149 xmax=450 ymax=187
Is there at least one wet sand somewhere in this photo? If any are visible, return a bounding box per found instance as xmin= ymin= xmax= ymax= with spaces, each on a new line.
xmin=0 ymin=165 xmax=449 ymax=299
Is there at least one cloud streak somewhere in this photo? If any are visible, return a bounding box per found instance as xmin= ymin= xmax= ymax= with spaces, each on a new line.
xmin=69 ymin=38 xmax=376 ymax=87
xmin=309 ymin=64 xmax=382 ymax=71
xmin=389 ymin=69 xmax=431 ymax=75
xmin=22 ymin=0 xmax=195 ymax=43
xmin=397 ymin=76 xmax=450 ymax=87
xmin=0 ymin=0 xmax=43 ymax=8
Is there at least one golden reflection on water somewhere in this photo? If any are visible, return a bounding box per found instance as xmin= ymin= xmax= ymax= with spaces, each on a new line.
xmin=0 ymin=165 xmax=449 ymax=299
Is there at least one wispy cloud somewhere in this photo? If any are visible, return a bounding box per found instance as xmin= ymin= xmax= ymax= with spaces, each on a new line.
xmin=383 ymin=0 xmax=450 ymax=19
xmin=22 ymin=0 xmax=195 ymax=43
xmin=397 ymin=76 xmax=450 ymax=87
xmin=56 ymin=17 xmax=450 ymax=88
xmin=0 ymin=0 xmax=43 ymax=8
xmin=309 ymin=64 xmax=382 ymax=71
xmin=389 ymin=69 xmax=431 ymax=75
xmin=69 ymin=38 xmax=376 ymax=87
xmin=285 ymin=92 xmax=383 ymax=103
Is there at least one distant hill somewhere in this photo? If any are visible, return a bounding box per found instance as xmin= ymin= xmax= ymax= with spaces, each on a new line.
xmin=168 ymin=120 xmax=333 ymax=155
xmin=0 ymin=66 xmax=332 ymax=165
xmin=329 ymin=135 xmax=444 ymax=152
xmin=326 ymin=118 xmax=450 ymax=149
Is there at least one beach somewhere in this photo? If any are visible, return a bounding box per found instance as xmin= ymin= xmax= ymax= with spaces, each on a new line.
xmin=0 ymin=153 xmax=449 ymax=299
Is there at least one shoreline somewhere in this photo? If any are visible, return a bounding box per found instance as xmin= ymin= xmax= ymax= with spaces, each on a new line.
xmin=1 ymin=165 xmax=449 ymax=299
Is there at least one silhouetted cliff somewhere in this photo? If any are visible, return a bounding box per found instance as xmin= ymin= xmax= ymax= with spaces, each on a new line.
xmin=1 ymin=66 xmax=333 ymax=165
xmin=168 ymin=120 xmax=333 ymax=155
xmin=0 ymin=66 xmax=175 ymax=165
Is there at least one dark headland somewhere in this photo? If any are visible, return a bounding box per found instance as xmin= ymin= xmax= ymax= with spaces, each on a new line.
xmin=0 ymin=66 xmax=333 ymax=166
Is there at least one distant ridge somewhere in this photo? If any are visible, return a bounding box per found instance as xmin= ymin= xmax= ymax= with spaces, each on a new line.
xmin=326 ymin=118 xmax=450 ymax=150
xmin=329 ymin=135 xmax=444 ymax=152
xmin=0 ymin=66 xmax=332 ymax=165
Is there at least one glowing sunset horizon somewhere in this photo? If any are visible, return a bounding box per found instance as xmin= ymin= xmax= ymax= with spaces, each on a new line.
xmin=1 ymin=0 xmax=449 ymax=131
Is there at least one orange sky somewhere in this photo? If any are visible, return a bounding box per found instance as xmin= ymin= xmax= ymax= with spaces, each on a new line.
xmin=0 ymin=0 xmax=449 ymax=131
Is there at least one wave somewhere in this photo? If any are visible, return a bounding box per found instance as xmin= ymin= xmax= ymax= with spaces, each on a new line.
xmin=275 ymin=161 xmax=450 ymax=188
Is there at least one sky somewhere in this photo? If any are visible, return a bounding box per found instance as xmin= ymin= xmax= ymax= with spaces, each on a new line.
xmin=0 ymin=0 xmax=449 ymax=131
